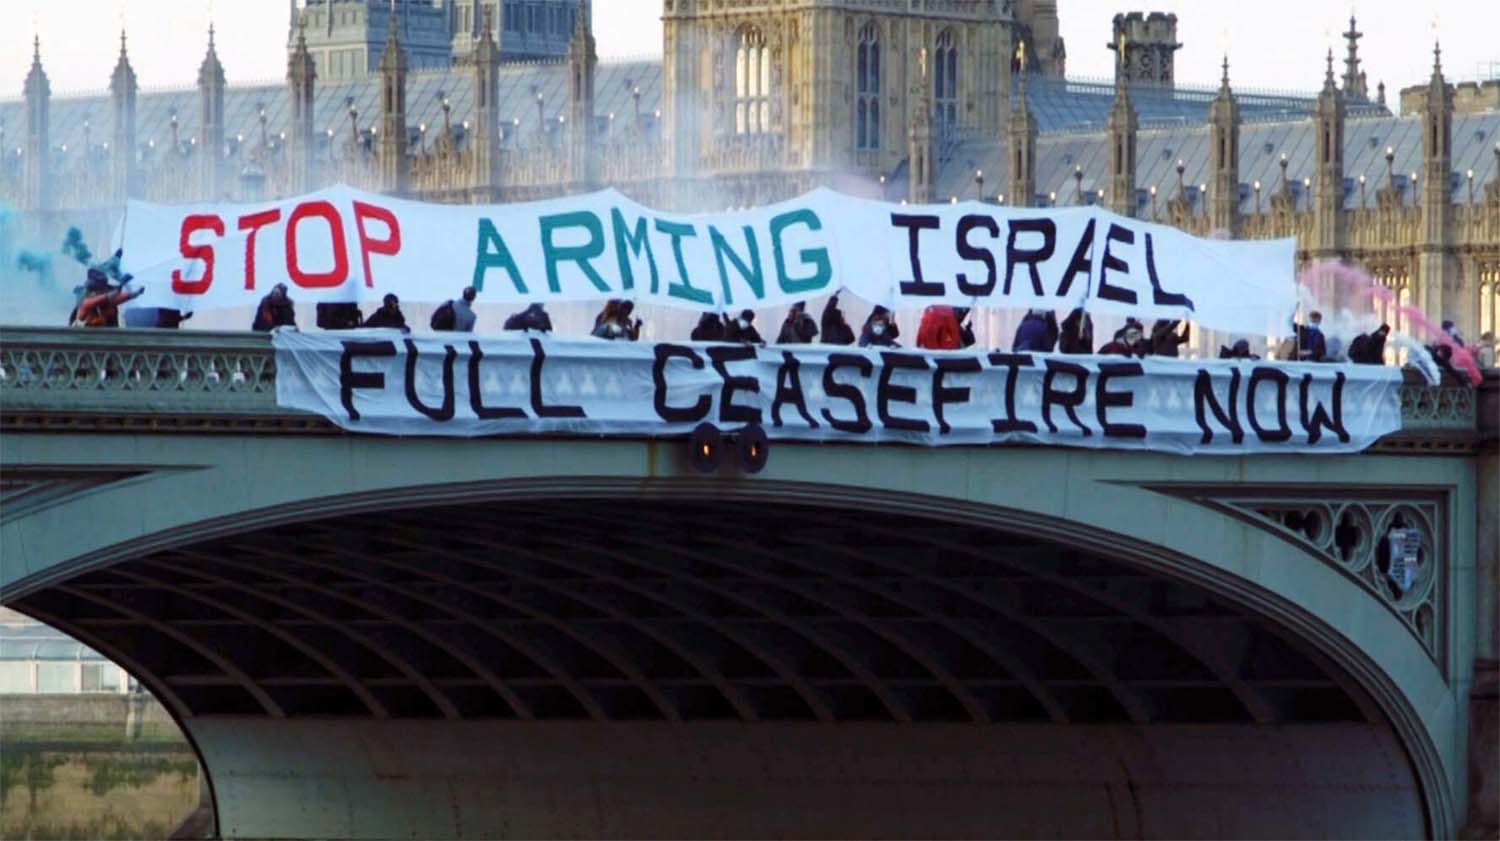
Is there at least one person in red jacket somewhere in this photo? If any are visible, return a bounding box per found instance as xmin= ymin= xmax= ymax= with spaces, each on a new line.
xmin=916 ymin=305 xmax=962 ymax=350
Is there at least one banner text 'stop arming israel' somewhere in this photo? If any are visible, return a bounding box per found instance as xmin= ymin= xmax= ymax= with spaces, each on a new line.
xmin=121 ymin=184 xmax=1296 ymax=334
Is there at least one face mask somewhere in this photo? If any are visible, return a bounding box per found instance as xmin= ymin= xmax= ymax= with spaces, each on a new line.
xmin=872 ymin=323 xmax=887 ymax=336
xmin=738 ymin=318 xmax=749 ymax=329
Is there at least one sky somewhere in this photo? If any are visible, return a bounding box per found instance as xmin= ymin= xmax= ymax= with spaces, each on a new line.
xmin=0 ymin=0 xmax=1494 ymax=104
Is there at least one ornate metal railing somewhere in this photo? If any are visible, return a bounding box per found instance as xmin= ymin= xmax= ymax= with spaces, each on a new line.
xmin=0 ymin=327 xmax=1486 ymax=443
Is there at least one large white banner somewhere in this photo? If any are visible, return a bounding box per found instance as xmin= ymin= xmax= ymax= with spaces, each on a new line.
xmin=273 ymin=331 xmax=1403 ymax=454
xmin=122 ymin=185 xmax=1296 ymax=335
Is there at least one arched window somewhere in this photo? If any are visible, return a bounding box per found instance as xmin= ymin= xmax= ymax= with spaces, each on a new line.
xmin=735 ymin=28 xmax=771 ymax=135
xmin=933 ymin=29 xmax=958 ymax=141
xmin=1480 ymin=265 xmax=1499 ymax=340
xmin=856 ymin=23 xmax=880 ymax=151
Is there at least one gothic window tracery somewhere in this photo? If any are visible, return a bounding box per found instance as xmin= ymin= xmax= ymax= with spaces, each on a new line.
xmin=856 ymin=23 xmax=880 ymax=151
xmin=933 ymin=29 xmax=958 ymax=141
xmin=735 ymin=27 xmax=772 ymax=135
xmin=1479 ymin=265 xmax=1498 ymax=339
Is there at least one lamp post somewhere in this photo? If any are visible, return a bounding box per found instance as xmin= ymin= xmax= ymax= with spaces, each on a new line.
xmin=974 ymin=169 xmax=983 ymax=199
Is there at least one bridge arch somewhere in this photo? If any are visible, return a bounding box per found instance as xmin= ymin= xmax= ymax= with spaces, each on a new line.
xmin=0 ymin=434 xmax=1470 ymax=837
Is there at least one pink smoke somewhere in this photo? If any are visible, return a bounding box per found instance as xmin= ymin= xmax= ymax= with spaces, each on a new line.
xmin=1297 ymin=259 xmax=1481 ymax=384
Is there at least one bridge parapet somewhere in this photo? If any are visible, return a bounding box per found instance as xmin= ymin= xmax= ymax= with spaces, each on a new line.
xmin=0 ymin=327 xmax=1486 ymax=447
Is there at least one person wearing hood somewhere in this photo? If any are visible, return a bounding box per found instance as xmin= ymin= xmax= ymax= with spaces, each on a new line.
xmin=1149 ymin=319 xmax=1191 ymax=358
xmin=1058 ymin=308 xmax=1094 ymax=354
xmin=1346 ymin=324 xmax=1391 ymax=364
xmin=74 ymin=267 xmax=144 ymax=328
xmin=363 ymin=294 xmax=410 ymax=332
xmin=820 ymin=294 xmax=857 ymax=345
xmin=503 ymin=302 xmax=552 ymax=333
xmin=251 ymin=283 xmax=296 ymax=332
xmin=916 ymin=305 xmax=961 ymax=350
xmin=776 ymin=301 xmax=819 ymax=344
xmin=859 ymin=306 xmax=900 ymax=347
xmin=1218 ymin=339 xmax=1259 ymax=360
xmin=1098 ymin=323 xmax=1145 ymax=357
xmin=724 ymin=309 xmax=765 ymax=345
xmin=1011 ymin=309 xmax=1058 ymax=352
xmin=433 ymin=287 xmax=479 ymax=332
xmin=690 ymin=312 xmax=726 ymax=341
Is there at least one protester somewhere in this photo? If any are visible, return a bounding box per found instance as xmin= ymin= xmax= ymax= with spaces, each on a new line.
xmin=1295 ymin=311 xmax=1327 ymax=361
xmin=859 ymin=306 xmax=900 ymax=347
xmin=776 ymin=301 xmax=819 ymax=344
xmin=619 ymin=301 xmax=643 ymax=340
xmin=73 ymin=268 xmax=144 ymax=328
xmin=952 ymin=307 xmax=977 ymax=349
xmin=1058 ymin=308 xmax=1094 ymax=354
xmin=1011 ymin=309 xmax=1058 ymax=352
xmin=724 ymin=309 xmax=765 ymax=345
xmin=432 ymin=287 xmax=478 ymax=332
xmin=820 ymin=295 xmax=857 ymax=345
xmin=363 ymin=294 xmax=410 ymax=331
xmin=1478 ymin=332 xmax=1497 ymax=369
xmin=123 ymin=308 xmax=192 ymax=329
xmin=1441 ymin=320 xmax=1465 ymax=347
xmin=1218 ymin=339 xmax=1259 ymax=360
xmin=315 ymin=303 xmax=362 ymax=330
xmin=1346 ymin=324 xmax=1391 ymax=364
xmin=1098 ymin=323 xmax=1145 ymax=357
xmin=592 ymin=299 xmax=640 ymax=340
xmin=916 ymin=305 xmax=963 ymax=350
xmin=1149 ymin=319 xmax=1191 ymax=358
xmin=503 ymin=303 xmax=553 ymax=333
xmin=690 ymin=312 xmax=726 ymax=341
xmin=251 ymin=283 xmax=296 ymax=332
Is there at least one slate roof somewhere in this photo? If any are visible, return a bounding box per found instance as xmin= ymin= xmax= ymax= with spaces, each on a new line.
xmin=1 ymin=57 xmax=1495 ymax=212
xmin=931 ymin=111 xmax=1500 ymax=212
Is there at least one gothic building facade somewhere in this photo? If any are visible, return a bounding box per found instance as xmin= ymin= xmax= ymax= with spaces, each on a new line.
xmin=1 ymin=1 xmax=1497 ymax=341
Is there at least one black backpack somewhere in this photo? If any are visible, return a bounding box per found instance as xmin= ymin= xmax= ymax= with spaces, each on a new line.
xmin=430 ymin=300 xmax=456 ymax=331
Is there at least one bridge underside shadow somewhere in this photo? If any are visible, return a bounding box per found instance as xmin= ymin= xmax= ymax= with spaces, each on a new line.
xmin=11 ymin=496 xmax=1427 ymax=839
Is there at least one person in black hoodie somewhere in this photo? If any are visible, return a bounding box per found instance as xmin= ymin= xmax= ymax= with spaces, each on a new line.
xmin=724 ymin=310 xmax=765 ymax=345
xmin=690 ymin=312 xmax=726 ymax=341
xmin=1218 ymin=339 xmax=1259 ymax=359
xmin=776 ymin=301 xmax=819 ymax=344
xmin=503 ymin=303 xmax=552 ymax=332
xmin=1346 ymin=324 xmax=1391 ymax=364
xmin=1149 ymin=319 xmax=1191 ymax=357
xmin=859 ymin=306 xmax=900 ymax=347
xmin=820 ymin=294 xmax=856 ymax=345
xmin=251 ymin=283 xmax=296 ymax=331
xmin=1058 ymin=308 xmax=1094 ymax=354
xmin=362 ymin=294 xmax=410 ymax=332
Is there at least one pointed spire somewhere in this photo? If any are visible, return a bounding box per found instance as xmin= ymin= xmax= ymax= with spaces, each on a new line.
xmin=1221 ymin=54 xmax=1230 ymax=88
xmin=198 ymin=21 xmax=225 ymax=89
xmin=1323 ymin=48 xmax=1337 ymax=90
xmin=25 ymin=35 xmax=49 ymax=99
xmin=111 ymin=28 xmax=137 ymax=93
xmin=1431 ymin=40 xmax=1443 ymax=78
xmin=1013 ymin=40 xmax=1029 ymax=109
xmin=1341 ymin=14 xmax=1365 ymax=98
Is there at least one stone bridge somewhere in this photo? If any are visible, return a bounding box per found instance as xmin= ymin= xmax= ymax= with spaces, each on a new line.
xmin=1 ymin=327 xmax=1494 ymax=839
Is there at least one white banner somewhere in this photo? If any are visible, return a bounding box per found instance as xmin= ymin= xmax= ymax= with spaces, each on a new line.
xmin=272 ymin=331 xmax=1403 ymax=454
xmin=122 ymin=185 xmax=1296 ymax=335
